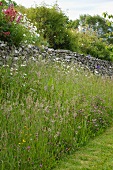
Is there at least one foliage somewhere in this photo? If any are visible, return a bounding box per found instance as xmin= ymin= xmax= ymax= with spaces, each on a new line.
xmin=1 ymin=1 xmax=113 ymax=60
xmin=20 ymin=4 xmax=112 ymax=61
xmin=102 ymin=13 xmax=113 ymax=61
xmin=58 ymin=29 xmax=78 ymax=51
xmin=67 ymin=19 xmax=79 ymax=29
xmin=1 ymin=60 xmax=113 ymax=170
xmin=58 ymin=28 xmax=111 ymax=60
xmin=76 ymin=30 xmax=111 ymax=60
xmin=25 ymin=4 xmax=69 ymax=49
xmin=103 ymin=12 xmax=113 ymax=24
xmin=70 ymin=14 xmax=113 ymax=44
xmin=67 ymin=14 xmax=113 ymax=60
xmin=0 ymin=0 xmax=42 ymax=46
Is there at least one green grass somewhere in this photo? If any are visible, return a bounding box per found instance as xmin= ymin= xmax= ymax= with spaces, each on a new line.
xmin=54 ymin=126 xmax=113 ymax=170
xmin=0 ymin=59 xmax=113 ymax=170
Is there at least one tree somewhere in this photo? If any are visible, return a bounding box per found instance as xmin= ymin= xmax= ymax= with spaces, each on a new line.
xmin=103 ymin=13 xmax=113 ymax=61
xmin=26 ymin=3 xmax=69 ymax=49
xmin=67 ymin=19 xmax=79 ymax=29
xmin=70 ymin=14 xmax=113 ymax=44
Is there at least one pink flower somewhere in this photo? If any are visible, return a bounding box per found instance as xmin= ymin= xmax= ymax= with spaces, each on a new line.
xmin=0 ymin=1 xmax=3 ymax=6
xmin=3 ymin=31 xmax=10 ymax=36
xmin=3 ymin=4 xmax=17 ymax=22
xmin=16 ymin=15 xmax=22 ymax=23
xmin=27 ymin=146 xmax=31 ymax=150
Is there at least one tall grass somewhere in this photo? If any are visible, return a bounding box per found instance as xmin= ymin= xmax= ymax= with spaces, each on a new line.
xmin=0 ymin=59 xmax=113 ymax=170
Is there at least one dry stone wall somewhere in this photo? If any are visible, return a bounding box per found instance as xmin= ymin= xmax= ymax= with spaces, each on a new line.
xmin=0 ymin=41 xmax=113 ymax=77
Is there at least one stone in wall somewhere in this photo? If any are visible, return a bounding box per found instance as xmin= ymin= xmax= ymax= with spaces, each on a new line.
xmin=0 ymin=41 xmax=113 ymax=77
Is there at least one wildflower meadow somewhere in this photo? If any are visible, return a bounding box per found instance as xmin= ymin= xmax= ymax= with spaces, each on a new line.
xmin=0 ymin=1 xmax=113 ymax=170
xmin=1 ymin=60 xmax=113 ymax=170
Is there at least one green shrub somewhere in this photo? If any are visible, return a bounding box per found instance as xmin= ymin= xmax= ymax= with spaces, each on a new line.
xmin=56 ymin=29 xmax=78 ymax=51
xmin=24 ymin=4 xmax=69 ymax=49
xmin=75 ymin=30 xmax=111 ymax=60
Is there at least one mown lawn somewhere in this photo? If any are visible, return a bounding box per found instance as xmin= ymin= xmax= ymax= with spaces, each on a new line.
xmin=54 ymin=126 xmax=113 ymax=170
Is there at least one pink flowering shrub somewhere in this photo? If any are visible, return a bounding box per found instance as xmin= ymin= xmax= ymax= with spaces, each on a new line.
xmin=0 ymin=0 xmax=40 ymax=46
xmin=0 ymin=1 xmax=22 ymax=45
xmin=3 ymin=4 xmax=17 ymax=22
xmin=2 ymin=3 xmax=22 ymax=23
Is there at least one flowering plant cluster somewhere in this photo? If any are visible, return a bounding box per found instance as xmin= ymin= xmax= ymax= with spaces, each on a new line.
xmin=3 ymin=4 xmax=22 ymax=22
xmin=0 ymin=0 xmax=41 ymax=46
xmin=20 ymin=13 xmax=41 ymax=45
xmin=0 ymin=1 xmax=21 ymax=45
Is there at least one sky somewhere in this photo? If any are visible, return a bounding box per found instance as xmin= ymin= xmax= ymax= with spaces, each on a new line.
xmin=14 ymin=0 xmax=113 ymax=20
